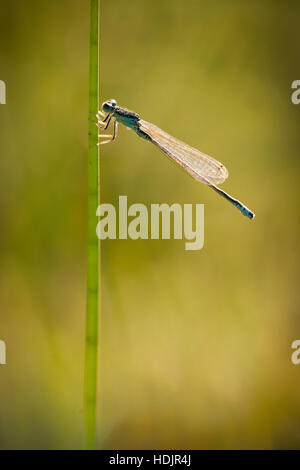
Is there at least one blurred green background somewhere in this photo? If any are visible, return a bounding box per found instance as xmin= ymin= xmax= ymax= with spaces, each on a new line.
xmin=0 ymin=0 xmax=300 ymax=449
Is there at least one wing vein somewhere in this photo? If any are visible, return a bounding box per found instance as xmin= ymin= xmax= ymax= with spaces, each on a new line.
xmin=139 ymin=120 xmax=228 ymax=185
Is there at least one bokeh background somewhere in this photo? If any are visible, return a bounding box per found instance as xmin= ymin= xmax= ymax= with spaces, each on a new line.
xmin=0 ymin=0 xmax=300 ymax=449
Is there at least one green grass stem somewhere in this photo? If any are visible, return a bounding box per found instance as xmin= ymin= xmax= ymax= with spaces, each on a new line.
xmin=84 ymin=0 xmax=100 ymax=450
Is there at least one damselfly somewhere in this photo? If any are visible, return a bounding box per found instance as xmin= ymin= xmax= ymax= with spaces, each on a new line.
xmin=97 ymin=99 xmax=255 ymax=219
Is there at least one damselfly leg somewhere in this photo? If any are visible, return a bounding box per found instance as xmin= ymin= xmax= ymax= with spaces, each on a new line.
xmin=96 ymin=111 xmax=111 ymax=128
xmin=97 ymin=119 xmax=118 ymax=145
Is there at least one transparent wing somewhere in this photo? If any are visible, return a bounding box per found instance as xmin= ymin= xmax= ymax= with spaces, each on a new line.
xmin=139 ymin=120 xmax=228 ymax=185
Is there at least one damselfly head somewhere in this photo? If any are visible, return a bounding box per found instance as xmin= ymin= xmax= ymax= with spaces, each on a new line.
xmin=102 ymin=99 xmax=117 ymax=113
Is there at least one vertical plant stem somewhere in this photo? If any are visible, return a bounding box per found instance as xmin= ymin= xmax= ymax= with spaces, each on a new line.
xmin=85 ymin=0 xmax=100 ymax=450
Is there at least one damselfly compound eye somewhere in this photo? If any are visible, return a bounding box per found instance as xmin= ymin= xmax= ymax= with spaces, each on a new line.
xmin=102 ymin=99 xmax=117 ymax=113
